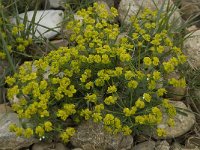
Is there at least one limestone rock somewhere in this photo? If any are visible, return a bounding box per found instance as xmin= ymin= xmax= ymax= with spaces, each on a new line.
xmin=48 ymin=0 xmax=66 ymax=8
xmin=95 ymin=0 xmax=114 ymax=8
xmin=155 ymin=140 xmax=170 ymax=150
xmin=118 ymin=0 xmax=182 ymax=25
xmin=184 ymin=30 xmax=200 ymax=69
xmin=0 ymin=104 xmax=37 ymax=150
xmin=32 ymin=142 xmax=68 ymax=150
xmin=172 ymin=142 xmax=199 ymax=150
xmin=175 ymin=0 xmax=200 ymax=26
xmin=154 ymin=101 xmax=196 ymax=139
xmin=132 ymin=141 xmax=156 ymax=150
xmin=185 ymin=136 xmax=200 ymax=149
xmin=70 ymin=120 xmax=133 ymax=150
xmin=165 ymin=72 xmax=186 ymax=101
xmin=11 ymin=10 xmax=64 ymax=39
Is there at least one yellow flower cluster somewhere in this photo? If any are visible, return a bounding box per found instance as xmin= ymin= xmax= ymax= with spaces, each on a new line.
xmin=6 ymin=2 xmax=186 ymax=141
xmin=0 ymin=22 xmax=32 ymax=60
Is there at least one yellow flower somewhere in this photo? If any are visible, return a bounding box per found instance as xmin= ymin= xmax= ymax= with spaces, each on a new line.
xmin=35 ymin=126 xmax=45 ymax=137
xmin=102 ymin=54 xmax=110 ymax=64
xmin=57 ymin=110 xmax=68 ymax=121
xmin=143 ymin=93 xmax=151 ymax=102
xmin=120 ymin=53 xmax=131 ymax=62
xmin=5 ymin=76 xmax=16 ymax=86
xmin=123 ymin=108 xmax=132 ymax=117
xmin=143 ymin=57 xmax=152 ymax=66
xmin=132 ymin=33 xmax=139 ymax=40
xmin=44 ymin=121 xmax=53 ymax=132
xmin=104 ymin=96 xmax=117 ymax=105
xmin=85 ymin=81 xmax=94 ymax=89
xmin=24 ymin=128 xmax=34 ymax=138
xmin=39 ymin=80 xmax=48 ymax=90
xmin=135 ymin=98 xmax=145 ymax=109
xmin=156 ymin=128 xmax=166 ymax=137
xmin=178 ymin=54 xmax=187 ymax=64
xmin=84 ymin=93 xmax=97 ymax=103
xmin=157 ymin=46 xmax=164 ymax=53
xmin=107 ymin=85 xmax=117 ymax=93
xmin=122 ymin=126 xmax=132 ymax=135
xmin=9 ymin=124 xmax=17 ymax=132
xmin=128 ymin=80 xmax=138 ymax=89
xmin=60 ymin=127 xmax=75 ymax=143
xmin=0 ymin=52 xmax=6 ymax=59
xmin=92 ymin=113 xmax=102 ymax=122
xmin=135 ymin=116 xmax=145 ymax=124
xmin=167 ymin=118 xmax=175 ymax=127
xmin=94 ymin=104 xmax=104 ymax=112
xmin=115 ymin=67 xmax=123 ymax=76
xmin=15 ymin=127 xmax=23 ymax=136
xmin=17 ymin=44 xmax=25 ymax=52
xmin=157 ymin=88 xmax=167 ymax=97
xmin=103 ymin=114 xmax=115 ymax=125
xmin=163 ymin=62 xmax=175 ymax=73
xmin=125 ymin=71 xmax=135 ymax=80
xmin=80 ymin=108 xmax=92 ymax=120
xmin=95 ymin=78 xmax=105 ymax=87
xmin=111 ymin=7 xmax=118 ymax=17
xmin=153 ymin=71 xmax=161 ymax=80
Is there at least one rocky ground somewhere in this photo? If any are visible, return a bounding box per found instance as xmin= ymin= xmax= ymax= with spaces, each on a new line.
xmin=0 ymin=0 xmax=200 ymax=150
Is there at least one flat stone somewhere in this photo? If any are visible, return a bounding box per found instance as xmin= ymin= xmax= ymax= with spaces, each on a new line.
xmin=184 ymin=30 xmax=200 ymax=69
xmin=176 ymin=0 xmax=200 ymax=27
xmin=32 ymin=142 xmax=68 ymax=150
xmin=172 ymin=142 xmax=199 ymax=150
xmin=95 ymin=0 xmax=114 ymax=8
xmin=48 ymin=0 xmax=66 ymax=8
xmin=132 ymin=141 xmax=156 ymax=150
xmin=70 ymin=120 xmax=133 ymax=150
xmin=0 ymin=105 xmax=37 ymax=150
xmin=11 ymin=10 xmax=64 ymax=39
xmin=185 ymin=136 xmax=200 ymax=149
xmin=155 ymin=140 xmax=170 ymax=150
xmin=154 ymin=101 xmax=196 ymax=139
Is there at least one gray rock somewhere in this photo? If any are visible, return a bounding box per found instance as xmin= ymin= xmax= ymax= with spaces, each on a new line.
xmin=172 ymin=142 xmax=199 ymax=150
xmin=95 ymin=0 xmax=114 ymax=8
xmin=118 ymin=0 xmax=182 ymax=26
xmin=11 ymin=10 xmax=64 ymax=39
xmin=184 ymin=30 xmax=200 ymax=69
xmin=165 ymin=72 xmax=186 ymax=101
xmin=175 ymin=0 xmax=200 ymax=25
xmin=72 ymin=148 xmax=83 ymax=150
xmin=70 ymin=120 xmax=133 ymax=150
xmin=185 ymin=136 xmax=200 ymax=149
xmin=48 ymin=0 xmax=66 ymax=8
xmin=0 ymin=104 xmax=37 ymax=150
xmin=32 ymin=142 xmax=68 ymax=150
xmin=154 ymin=101 xmax=196 ymax=139
xmin=155 ymin=140 xmax=170 ymax=150
xmin=132 ymin=141 xmax=156 ymax=150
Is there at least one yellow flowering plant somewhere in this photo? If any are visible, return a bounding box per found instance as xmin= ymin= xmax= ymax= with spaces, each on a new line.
xmin=6 ymin=2 xmax=187 ymax=142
